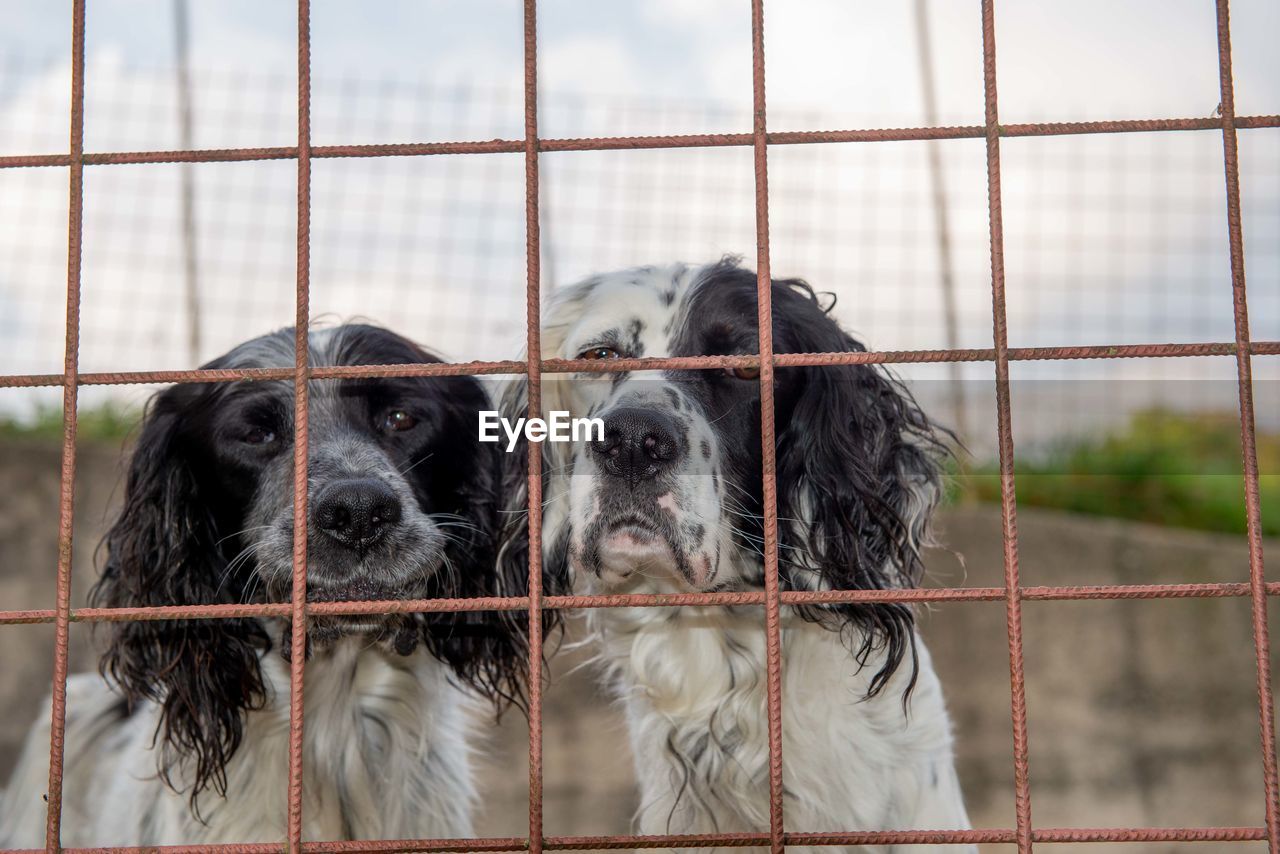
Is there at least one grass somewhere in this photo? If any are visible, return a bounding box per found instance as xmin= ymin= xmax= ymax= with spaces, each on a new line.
xmin=0 ymin=403 xmax=1274 ymax=537
xmin=0 ymin=402 xmax=140 ymax=444
xmin=954 ymin=408 xmax=1280 ymax=537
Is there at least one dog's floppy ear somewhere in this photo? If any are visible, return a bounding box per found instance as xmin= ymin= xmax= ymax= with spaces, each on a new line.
xmin=488 ymin=376 xmax=572 ymax=713
xmin=408 ymin=370 xmax=535 ymax=712
xmin=772 ymin=280 xmax=947 ymax=698
xmin=90 ymin=382 xmax=269 ymax=808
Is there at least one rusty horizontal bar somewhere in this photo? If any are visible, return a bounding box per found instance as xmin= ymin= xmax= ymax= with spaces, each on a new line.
xmin=1034 ymin=826 xmax=1267 ymax=843
xmin=0 ymin=361 xmax=525 ymax=389
xmin=74 ymin=595 xmax=527 ymax=622
xmin=773 ymin=115 xmax=1280 ymax=145
xmin=1019 ymin=582 xmax=1258 ymax=601
xmin=3 ymin=114 xmax=1279 ymax=171
xmin=0 ymin=824 xmax=1266 ymax=853
xmin=1 ymin=340 xmax=1273 ymax=390
xmin=2 ymin=582 xmax=1273 ymax=628
xmin=0 ymin=609 xmax=57 ymax=625
xmin=305 ymin=840 xmax=525 ymax=854
xmin=539 ymin=132 xmax=754 ymax=152
xmin=310 ymin=361 xmax=526 ymax=379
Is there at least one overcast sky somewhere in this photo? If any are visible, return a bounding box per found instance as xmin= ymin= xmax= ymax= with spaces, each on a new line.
xmin=5 ymin=0 xmax=1278 ymax=135
xmin=1 ymin=2 xmax=1276 ymax=439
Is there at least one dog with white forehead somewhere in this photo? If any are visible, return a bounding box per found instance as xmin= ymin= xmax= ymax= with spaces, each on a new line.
xmin=498 ymin=259 xmax=975 ymax=853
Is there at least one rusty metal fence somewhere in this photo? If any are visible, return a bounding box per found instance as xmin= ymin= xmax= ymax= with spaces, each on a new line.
xmin=1 ymin=0 xmax=1279 ymax=851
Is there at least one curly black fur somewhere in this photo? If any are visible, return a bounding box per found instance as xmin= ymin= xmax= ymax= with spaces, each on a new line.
xmin=90 ymin=324 xmax=529 ymax=809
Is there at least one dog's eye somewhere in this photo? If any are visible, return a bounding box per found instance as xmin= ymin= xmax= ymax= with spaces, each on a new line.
xmin=382 ymin=410 xmax=418 ymax=432
xmin=577 ymin=346 xmax=622 ymax=361
xmin=726 ymin=365 xmax=761 ymax=380
xmin=242 ymin=426 xmax=276 ymax=445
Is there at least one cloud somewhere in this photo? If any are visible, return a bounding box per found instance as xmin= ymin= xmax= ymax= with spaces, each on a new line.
xmin=539 ymin=35 xmax=648 ymax=96
xmin=639 ymin=0 xmax=742 ymax=29
xmin=1 ymin=2 xmax=1277 ymax=434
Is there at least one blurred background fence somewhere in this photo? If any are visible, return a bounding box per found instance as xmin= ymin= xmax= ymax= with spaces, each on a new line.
xmin=2 ymin=23 xmax=1278 ymax=461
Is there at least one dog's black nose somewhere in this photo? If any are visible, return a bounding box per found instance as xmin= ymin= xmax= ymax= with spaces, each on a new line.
xmin=591 ymin=406 xmax=681 ymax=485
xmin=313 ymin=479 xmax=402 ymax=551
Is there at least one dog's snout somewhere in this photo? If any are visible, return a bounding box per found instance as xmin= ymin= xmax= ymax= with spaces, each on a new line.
xmin=313 ymin=478 xmax=402 ymax=551
xmin=591 ymin=406 xmax=681 ymax=484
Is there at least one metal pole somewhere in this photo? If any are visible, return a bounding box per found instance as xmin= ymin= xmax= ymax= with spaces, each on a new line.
xmin=174 ymin=0 xmax=202 ymax=365
xmin=914 ymin=0 xmax=969 ymax=440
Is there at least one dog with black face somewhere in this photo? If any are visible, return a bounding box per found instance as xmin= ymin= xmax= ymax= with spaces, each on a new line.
xmin=0 ymin=324 xmax=521 ymax=847
xmin=500 ymin=260 xmax=974 ymax=852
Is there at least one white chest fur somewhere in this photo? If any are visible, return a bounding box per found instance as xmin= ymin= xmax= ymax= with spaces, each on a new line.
xmin=586 ymin=606 xmax=975 ymax=854
xmin=0 ymin=639 xmax=476 ymax=847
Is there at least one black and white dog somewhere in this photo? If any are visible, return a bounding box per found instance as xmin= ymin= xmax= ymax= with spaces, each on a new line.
xmin=1 ymin=324 xmax=522 ymax=846
xmin=500 ymin=260 xmax=974 ymax=852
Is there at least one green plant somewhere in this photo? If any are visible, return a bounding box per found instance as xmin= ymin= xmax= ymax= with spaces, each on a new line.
xmin=0 ymin=402 xmax=140 ymax=444
xmin=952 ymin=409 xmax=1280 ymax=537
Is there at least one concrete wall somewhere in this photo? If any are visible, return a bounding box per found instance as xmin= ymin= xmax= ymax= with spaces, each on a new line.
xmin=1 ymin=439 xmax=1273 ymax=852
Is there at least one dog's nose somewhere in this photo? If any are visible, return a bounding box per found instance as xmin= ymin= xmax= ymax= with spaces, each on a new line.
xmin=313 ymin=479 xmax=402 ymax=551
xmin=591 ymin=406 xmax=681 ymax=485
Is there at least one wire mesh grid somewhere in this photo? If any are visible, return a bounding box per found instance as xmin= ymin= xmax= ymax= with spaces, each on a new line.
xmin=1 ymin=0 xmax=1278 ymax=851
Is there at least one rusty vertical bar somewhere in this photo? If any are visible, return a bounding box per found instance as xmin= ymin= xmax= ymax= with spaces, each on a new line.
xmin=980 ymin=1 xmax=1033 ymax=851
xmin=522 ymin=2 xmax=545 ymax=853
xmin=913 ymin=0 xmax=969 ymax=440
xmin=1213 ymin=0 xmax=1279 ymax=847
xmin=749 ymin=2 xmax=784 ymax=853
xmin=285 ymin=0 xmax=313 ymax=849
xmin=43 ymin=1 xmax=86 ymax=849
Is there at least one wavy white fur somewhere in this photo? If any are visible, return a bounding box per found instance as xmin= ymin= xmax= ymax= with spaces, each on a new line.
xmin=0 ymin=640 xmax=475 ymax=847
xmin=588 ymin=602 xmax=972 ymax=854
